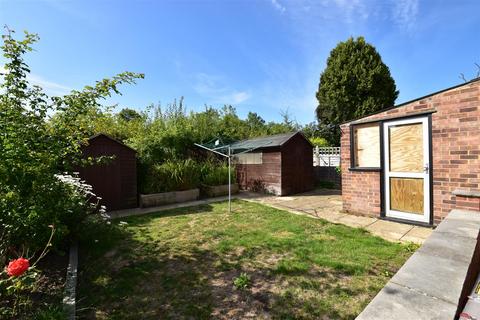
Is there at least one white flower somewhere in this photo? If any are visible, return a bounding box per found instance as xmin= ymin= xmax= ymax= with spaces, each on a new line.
xmin=54 ymin=172 xmax=110 ymax=223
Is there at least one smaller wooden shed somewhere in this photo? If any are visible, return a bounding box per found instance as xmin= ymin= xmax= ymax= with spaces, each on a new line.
xmin=232 ymin=132 xmax=314 ymax=196
xmin=78 ymin=134 xmax=137 ymax=211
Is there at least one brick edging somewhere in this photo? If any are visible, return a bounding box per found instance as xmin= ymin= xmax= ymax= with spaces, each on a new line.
xmin=63 ymin=241 xmax=78 ymax=320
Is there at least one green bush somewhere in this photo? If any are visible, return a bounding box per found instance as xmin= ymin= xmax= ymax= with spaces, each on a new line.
xmin=309 ymin=137 xmax=330 ymax=147
xmin=0 ymin=30 xmax=142 ymax=256
xmin=0 ymin=174 xmax=107 ymax=257
xmin=200 ymin=161 xmax=235 ymax=186
xmin=140 ymin=159 xmax=237 ymax=194
xmin=141 ymin=159 xmax=202 ymax=193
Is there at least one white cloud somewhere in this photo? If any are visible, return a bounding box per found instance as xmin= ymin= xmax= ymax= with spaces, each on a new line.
xmin=332 ymin=0 xmax=367 ymax=22
xmin=228 ymin=91 xmax=251 ymax=104
xmin=392 ymin=0 xmax=419 ymax=31
xmin=270 ymin=0 xmax=286 ymax=13
xmin=193 ymin=73 xmax=220 ymax=95
xmin=193 ymin=73 xmax=251 ymax=105
xmin=0 ymin=66 xmax=72 ymax=96
xmin=27 ymin=74 xmax=72 ymax=96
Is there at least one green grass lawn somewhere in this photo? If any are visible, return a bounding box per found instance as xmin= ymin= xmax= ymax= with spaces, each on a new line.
xmin=77 ymin=200 xmax=415 ymax=320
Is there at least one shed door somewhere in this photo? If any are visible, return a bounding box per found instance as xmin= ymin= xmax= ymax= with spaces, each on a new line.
xmin=383 ymin=117 xmax=430 ymax=223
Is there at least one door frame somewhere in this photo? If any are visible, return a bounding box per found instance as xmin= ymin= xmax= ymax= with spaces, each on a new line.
xmin=380 ymin=115 xmax=433 ymax=225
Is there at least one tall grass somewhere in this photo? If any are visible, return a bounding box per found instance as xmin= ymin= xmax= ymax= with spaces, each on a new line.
xmin=141 ymin=159 xmax=201 ymax=193
xmin=200 ymin=161 xmax=236 ymax=186
xmin=140 ymin=159 xmax=235 ymax=194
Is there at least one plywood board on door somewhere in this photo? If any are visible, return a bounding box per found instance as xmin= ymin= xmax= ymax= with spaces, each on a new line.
xmin=389 ymin=123 xmax=423 ymax=172
xmin=390 ymin=177 xmax=424 ymax=214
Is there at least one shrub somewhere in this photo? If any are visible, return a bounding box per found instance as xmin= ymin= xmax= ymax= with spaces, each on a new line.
xmin=140 ymin=159 xmax=238 ymax=193
xmin=200 ymin=161 xmax=235 ymax=186
xmin=141 ymin=159 xmax=202 ymax=193
xmin=309 ymin=137 xmax=330 ymax=147
xmin=0 ymin=29 xmax=142 ymax=257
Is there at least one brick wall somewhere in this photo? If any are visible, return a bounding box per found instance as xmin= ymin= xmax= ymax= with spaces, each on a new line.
xmin=341 ymin=79 xmax=480 ymax=224
xmin=455 ymin=195 xmax=480 ymax=212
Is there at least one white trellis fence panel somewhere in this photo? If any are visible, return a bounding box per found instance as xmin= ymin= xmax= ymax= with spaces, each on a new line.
xmin=313 ymin=146 xmax=340 ymax=167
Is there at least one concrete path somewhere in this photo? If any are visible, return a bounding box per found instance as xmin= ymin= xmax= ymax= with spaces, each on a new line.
xmin=356 ymin=209 xmax=480 ymax=320
xmin=109 ymin=189 xmax=432 ymax=244
xmin=108 ymin=195 xmax=235 ymax=219
xmin=239 ymin=189 xmax=432 ymax=244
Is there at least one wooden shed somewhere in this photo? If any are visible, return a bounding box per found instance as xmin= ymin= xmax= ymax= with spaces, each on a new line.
xmin=78 ymin=134 xmax=137 ymax=211
xmin=232 ymin=132 xmax=314 ymax=196
xmin=341 ymin=78 xmax=480 ymax=226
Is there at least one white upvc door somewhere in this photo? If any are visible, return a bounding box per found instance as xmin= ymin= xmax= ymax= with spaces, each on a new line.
xmin=383 ymin=117 xmax=430 ymax=223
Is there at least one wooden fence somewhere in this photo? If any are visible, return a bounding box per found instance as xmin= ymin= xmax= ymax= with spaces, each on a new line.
xmin=313 ymin=147 xmax=341 ymax=189
xmin=313 ymin=167 xmax=341 ymax=189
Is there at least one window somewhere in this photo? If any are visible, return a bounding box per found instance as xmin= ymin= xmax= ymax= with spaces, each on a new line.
xmin=233 ymin=152 xmax=263 ymax=164
xmin=352 ymin=123 xmax=380 ymax=168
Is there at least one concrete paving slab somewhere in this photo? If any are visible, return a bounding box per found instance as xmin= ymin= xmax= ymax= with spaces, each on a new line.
xmin=447 ymin=209 xmax=480 ymax=223
xmin=400 ymin=226 xmax=434 ymax=244
xmin=435 ymin=218 xmax=480 ymax=239
xmin=276 ymin=199 xmax=320 ymax=207
xmin=337 ymin=214 xmax=377 ymax=228
xmin=366 ymin=220 xmax=414 ymax=242
xmin=356 ymin=282 xmax=456 ymax=320
xmin=304 ymin=209 xmax=348 ymax=223
xmin=282 ymin=203 xmax=340 ymax=213
xmin=417 ymin=231 xmax=478 ymax=263
xmin=390 ymin=251 xmax=468 ymax=304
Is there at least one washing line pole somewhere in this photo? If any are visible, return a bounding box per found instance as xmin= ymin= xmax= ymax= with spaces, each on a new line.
xmin=193 ymin=142 xmax=232 ymax=213
xmin=194 ymin=139 xmax=273 ymax=214
xmin=228 ymin=145 xmax=231 ymax=213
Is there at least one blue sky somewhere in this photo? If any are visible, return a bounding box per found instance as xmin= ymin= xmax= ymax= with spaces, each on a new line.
xmin=1 ymin=0 xmax=479 ymax=124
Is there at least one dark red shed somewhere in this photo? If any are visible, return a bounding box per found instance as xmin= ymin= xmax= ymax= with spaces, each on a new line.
xmin=233 ymin=132 xmax=314 ymax=196
xmin=78 ymin=134 xmax=137 ymax=211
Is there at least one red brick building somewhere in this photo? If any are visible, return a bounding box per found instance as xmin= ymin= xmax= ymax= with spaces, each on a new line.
xmin=341 ymin=79 xmax=480 ymax=225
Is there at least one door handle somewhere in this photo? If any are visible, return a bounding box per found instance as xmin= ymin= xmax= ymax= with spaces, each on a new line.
xmin=423 ymin=163 xmax=429 ymax=174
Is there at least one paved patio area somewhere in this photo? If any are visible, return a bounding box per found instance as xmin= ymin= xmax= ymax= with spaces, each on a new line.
xmin=109 ymin=188 xmax=433 ymax=244
xmin=239 ymin=189 xmax=433 ymax=244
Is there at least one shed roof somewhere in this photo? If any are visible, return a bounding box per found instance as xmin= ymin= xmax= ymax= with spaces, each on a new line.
xmin=88 ymin=133 xmax=137 ymax=153
xmin=229 ymin=131 xmax=310 ymax=152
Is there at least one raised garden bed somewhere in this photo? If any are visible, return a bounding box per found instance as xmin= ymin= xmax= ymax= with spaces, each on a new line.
xmin=139 ymin=188 xmax=200 ymax=208
xmin=201 ymin=183 xmax=239 ymax=198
